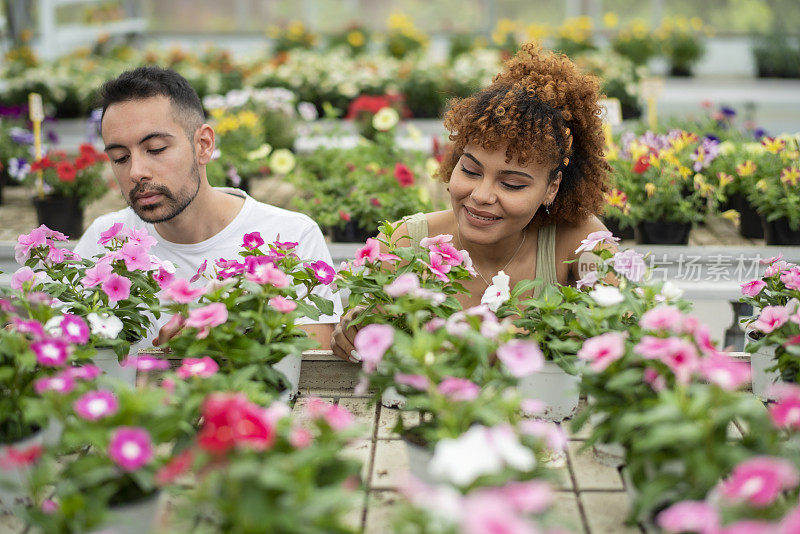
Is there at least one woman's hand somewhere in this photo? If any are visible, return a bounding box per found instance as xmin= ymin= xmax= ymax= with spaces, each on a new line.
xmin=330 ymin=306 xmax=366 ymax=363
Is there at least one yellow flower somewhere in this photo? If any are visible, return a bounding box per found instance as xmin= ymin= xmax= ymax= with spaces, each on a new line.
xmin=631 ymin=19 xmax=648 ymax=38
xmin=648 ymin=153 xmax=661 ymax=168
xmin=288 ymin=20 xmax=306 ymax=38
xmin=603 ymin=12 xmax=619 ymax=28
xmin=418 ymin=186 xmax=430 ymax=203
xmin=215 ymin=116 xmax=239 ymax=135
xmin=678 ymin=166 xmax=692 ymax=179
xmin=721 ymin=209 xmax=740 ymax=225
xmin=247 ymin=143 xmax=272 ymax=162
xmin=718 ymin=141 xmax=736 ymax=156
xmin=743 ymin=142 xmax=766 ymax=155
xmin=425 ymin=157 xmax=440 ymax=179
xmin=761 ymin=136 xmax=786 ymax=154
xmin=372 ymin=107 xmax=400 ymax=132
xmin=406 ymin=124 xmax=423 ymax=143
xmin=347 ymin=30 xmax=365 ymax=48
xmin=237 ymin=111 xmax=259 ymax=130
xmin=756 ymin=179 xmax=768 ymax=192
xmin=783 ymin=150 xmax=800 ymax=162
xmin=717 ymin=172 xmax=734 ymax=188
xmin=694 ymin=174 xmax=713 ymax=197
xmin=365 ymin=162 xmax=380 ymax=173
xmin=781 ymin=167 xmax=800 ymax=186
xmin=526 ymin=23 xmax=549 ymax=42
xmin=605 ymin=189 xmax=628 ymax=208
xmin=736 ymin=160 xmax=757 ymax=176
xmin=629 ymin=141 xmax=649 ymax=161
xmin=387 ymin=12 xmax=414 ymax=31
xmin=605 ymin=145 xmax=619 ymax=161
xmin=269 ymin=149 xmax=296 ymax=175
xmin=689 ymin=17 xmax=704 ymax=32
xmin=645 ymin=183 xmax=656 ymax=197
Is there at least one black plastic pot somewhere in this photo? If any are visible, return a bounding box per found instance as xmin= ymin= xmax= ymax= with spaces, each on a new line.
xmin=738 ymin=195 xmax=764 ymax=239
xmin=32 ymin=195 xmax=84 ymax=239
xmin=762 ymin=216 xmax=800 ymax=245
xmin=331 ymin=220 xmax=378 ymax=243
xmin=603 ymin=217 xmax=635 ymax=240
xmin=636 ymin=220 xmax=692 ymax=245
xmin=669 ymin=64 xmax=694 ymax=77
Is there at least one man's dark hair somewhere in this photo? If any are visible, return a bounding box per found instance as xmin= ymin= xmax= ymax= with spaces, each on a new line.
xmin=98 ymin=66 xmax=205 ymax=135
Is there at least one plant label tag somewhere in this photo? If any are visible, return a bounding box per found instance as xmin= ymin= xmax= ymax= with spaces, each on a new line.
xmin=28 ymin=93 xmax=44 ymax=122
xmin=598 ymin=98 xmax=622 ymax=126
xmin=639 ymin=77 xmax=664 ymax=99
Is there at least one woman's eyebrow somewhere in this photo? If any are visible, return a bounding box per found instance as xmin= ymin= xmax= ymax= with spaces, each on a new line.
xmin=462 ymin=152 xmax=483 ymax=167
xmin=464 ymin=152 xmax=533 ymax=179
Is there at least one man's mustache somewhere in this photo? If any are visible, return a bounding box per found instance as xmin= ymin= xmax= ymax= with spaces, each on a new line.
xmin=129 ymin=183 xmax=174 ymax=203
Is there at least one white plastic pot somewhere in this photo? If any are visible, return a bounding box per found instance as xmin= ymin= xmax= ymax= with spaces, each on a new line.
xmin=88 ymin=491 xmax=161 ymax=534
xmin=0 ymin=430 xmax=43 ymax=511
xmin=517 ymin=361 xmax=581 ymax=422
xmin=274 ymin=353 xmax=301 ymax=402
xmin=93 ymin=348 xmax=136 ymax=388
xmin=381 ymin=386 xmax=407 ymax=409
xmin=402 ymin=438 xmax=435 ymax=484
xmin=750 ymin=344 xmax=782 ymax=401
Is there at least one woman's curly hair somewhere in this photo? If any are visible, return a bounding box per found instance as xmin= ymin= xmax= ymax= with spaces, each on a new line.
xmin=438 ymin=42 xmax=610 ymax=228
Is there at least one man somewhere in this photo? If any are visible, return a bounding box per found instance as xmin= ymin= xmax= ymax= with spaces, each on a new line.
xmin=74 ymin=66 xmax=340 ymax=348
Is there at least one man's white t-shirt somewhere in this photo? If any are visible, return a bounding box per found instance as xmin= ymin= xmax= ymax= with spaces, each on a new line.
xmin=74 ymin=188 xmax=342 ymax=340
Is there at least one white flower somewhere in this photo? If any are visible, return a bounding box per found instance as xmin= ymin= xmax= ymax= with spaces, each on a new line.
xmin=488 ymin=424 xmax=536 ymax=472
xmin=659 ymin=281 xmax=684 ymax=301
xmin=297 ymin=102 xmax=318 ymax=121
xmin=202 ymin=94 xmax=226 ymax=110
xmin=372 ymin=107 xmax=399 ymax=132
xmin=87 ymin=312 xmax=123 ymax=339
xmin=269 ymin=149 xmax=296 ymax=175
xmin=589 ymin=285 xmax=625 ymax=307
xmin=247 ymin=143 xmax=272 ymax=161
xmin=44 ymin=316 xmax=62 ymax=336
xmin=480 ymin=270 xmax=511 ymax=312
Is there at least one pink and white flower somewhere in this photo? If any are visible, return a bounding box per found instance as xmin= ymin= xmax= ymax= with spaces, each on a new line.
xmin=185 ymin=303 xmax=228 ymax=339
xmin=353 ymin=324 xmax=394 ymax=373
xmin=31 ymin=338 xmax=70 ymax=366
xmin=481 ymin=271 xmax=511 ymax=312
xmin=740 ymin=279 xmax=767 ymax=297
xmin=242 ymin=231 xmax=265 ymax=250
xmin=73 ymin=390 xmax=118 ymax=420
xmin=322 ymin=404 xmax=354 ymax=431
xmin=751 ymin=305 xmax=789 ymax=333
xmin=765 ymin=260 xmax=792 ymax=278
xmin=289 ymin=427 xmax=313 ymax=449
xmin=699 ymin=353 xmax=751 ymax=391
xmin=163 ymin=278 xmax=206 ymax=303
xmin=108 ymin=427 xmax=154 ymax=471
xmin=15 ymin=227 xmax=48 ymax=263
xmin=639 ymin=306 xmax=685 ymax=333
xmin=781 ymin=267 xmax=800 ymax=291
xmin=460 ymin=493 xmax=538 ymax=534
xmin=305 ymin=260 xmax=335 ymax=284
xmin=421 ymin=251 xmax=452 ymax=282
xmin=177 ymin=357 xmax=219 ymax=379
xmin=384 ymin=272 xmax=420 ymax=297
xmin=768 ymin=383 xmax=800 ymax=430
xmin=438 ymin=377 xmax=480 ymax=402
xmin=34 ymin=375 xmax=75 ymax=394
xmin=101 ymin=273 xmax=131 ymax=303
xmin=419 ymin=234 xmax=453 ymax=249
xmin=719 ymin=456 xmax=800 ymax=507
xmin=11 ymin=266 xmax=38 ymax=291
xmin=575 ymin=230 xmax=620 ymax=253
xmin=496 ymin=339 xmax=544 ymax=377
xmin=58 ymin=314 xmax=90 ymax=344
xmin=87 ymin=312 xmax=123 ymax=339
xmin=269 ymin=296 xmax=297 ymax=313
xmin=578 ymin=332 xmax=626 ymax=372
xmin=576 ymin=270 xmax=600 ymax=289
xmin=611 ymin=249 xmax=647 ymax=282
xmin=245 ymin=263 xmax=289 ymax=287
xmin=354 ymin=238 xmax=380 ymax=266
xmin=63 ymin=365 xmax=101 ymax=381
xmin=122 ymin=355 xmax=170 ymax=372
xmin=760 ymin=253 xmax=783 ymax=265
xmin=394 ymin=372 xmax=429 ymax=390
xmin=657 ymin=500 xmax=719 ymax=534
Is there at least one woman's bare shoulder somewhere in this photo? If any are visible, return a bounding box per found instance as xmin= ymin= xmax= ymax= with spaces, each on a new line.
xmin=556 ymin=215 xmax=611 ymax=257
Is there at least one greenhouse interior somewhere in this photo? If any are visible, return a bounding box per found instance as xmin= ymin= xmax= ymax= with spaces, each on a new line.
xmin=1 ymin=0 xmax=800 ymax=532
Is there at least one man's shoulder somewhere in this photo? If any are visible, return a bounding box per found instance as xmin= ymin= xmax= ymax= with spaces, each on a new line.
xmin=85 ymin=207 xmax=142 ymax=232
xmin=244 ymin=200 xmax=320 ymax=235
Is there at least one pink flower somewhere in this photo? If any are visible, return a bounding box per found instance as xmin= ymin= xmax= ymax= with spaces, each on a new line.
xmin=611 ymin=249 xmax=647 ymax=282
xmin=768 ymin=384 xmax=800 ymax=430
xmin=190 ymin=259 xmax=207 ymax=284
xmin=719 ymin=456 xmax=800 ymax=507
xmin=635 ymin=336 xmax=699 ymax=384
xmin=384 ymin=272 xmax=420 ymax=297
xmin=176 ymin=357 xmax=219 ymax=379
xmin=153 ymin=267 xmax=175 ymax=289
xmin=101 ymin=273 xmax=131 ymax=303
xmin=575 ymin=230 xmax=620 ymax=253
xmin=779 ymin=505 xmax=800 ymax=534
xmin=497 ymin=339 xmax=544 ymax=377
xmin=519 ymin=419 xmax=567 ymax=452
xmin=760 ymin=253 xmax=783 ymax=265
xmin=305 ymin=260 xmax=335 ymax=284
xmin=419 ymin=234 xmax=453 ymax=248
xmin=644 ymin=368 xmax=666 ymax=391
xmin=58 ymin=314 xmax=90 ymax=344
xmin=185 ymin=303 xmax=228 ymax=339
xmin=751 ymin=305 xmax=789 ymax=333
xmin=163 ymin=278 xmax=206 ymax=303
xmin=781 ymin=267 xmax=800 ymax=291
xmin=657 ymin=500 xmax=719 ymax=534
xmin=10 ymin=266 xmax=35 ymax=291
xmin=154 ymin=449 xmax=194 ymax=486
xmin=421 ymin=251 xmax=452 ymax=282
xmin=98 ymin=222 xmax=124 ymax=245
xmin=639 ymin=306 xmax=685 ymax=333
xmin=108 ymin=427 xmax=154 ymax=471
xmin=242 ymin=231 xmax=265 ymax=250
xmin=123 ymin=355 xmax=170 ymax=371
xmin=15 ymin=227 xmax=48 ymax=263
xmin=500 ymin=480 xmax=554 ymax=514
xmin=31 ymin=338 xmax=70 ymax=366
xmin=120 ymin=242 xmax=151 ymax=271
xmin=41 ymin=499 xmax=58 ymax=514
xmin=578 ymin=332 xmax=626 ymax=372
xmin=0 ymin=443 xmax=43 ymax=469
xmin=430 ymin=242 xmax=464 ymax=266
xmin=741 ymin=279 xmax=767 ymax=297
xmin=460 ymin=493 xmax=538 ymax=534
xmin=699 ymin=353 xmax=751 ymax=391
xmin=12 ymin=317 xmax=45 ymax=339
xmin=765 ymin=261 xmax=792 ymax=278
xmin=438 ymin=377 xmax=480 ymax=401
xmin=269 ymin=296 xmax=297 ymax=313
xmin=576 ymin=270 xmax=600 ymax=289
xmin=123 ymin=227 xmax=157 ymax=250
xmin=81 ymin=262 xmax=113 ymax=288
xmin=46 ymin=247 xmax=72 ymax=264
xmin=323 ymin=404 xmax=354 ymax=431
xmin=289 ymin=427 xmax=313 ymax=448
xmin=354 ymin=238 xmax=380 ymax=266
xmin=354 ymin=324 xmax=394 ymax=373
xmin=394 ymin=372 xmax=429 ymax=390
xmin=245 ymin=263 xmax=289 ymax=287
xmin=73 ymin=390 xmax=118 ymax=420
xmin=63 ymin=365 xmax=101 ymax=381
xmin=34 ymin=375 xmax=75 ymax=394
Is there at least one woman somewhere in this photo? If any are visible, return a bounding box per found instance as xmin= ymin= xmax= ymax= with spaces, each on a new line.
xmin=331 ymin=42 xmax=612 ymax=361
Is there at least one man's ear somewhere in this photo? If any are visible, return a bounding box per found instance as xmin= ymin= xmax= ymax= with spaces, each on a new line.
xmin=547 ymin=170 xmax=563 ymax=204
xmin=195 ymin=124 xmax=215 ymax=165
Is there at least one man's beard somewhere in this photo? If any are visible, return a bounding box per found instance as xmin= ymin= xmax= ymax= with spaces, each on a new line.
xmin=128 ymin=161 xmax=201 ymax=224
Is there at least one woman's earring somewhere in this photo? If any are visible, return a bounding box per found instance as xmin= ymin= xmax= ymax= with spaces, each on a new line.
xmin=545 ymin=202 xmax=551 ymax=215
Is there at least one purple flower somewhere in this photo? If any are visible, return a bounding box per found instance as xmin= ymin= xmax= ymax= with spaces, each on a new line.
xmin=242 ymin=232 xmax=265 ymax=250
xmin=306 ymin=260 xmax=335 ymax=285
xmin=720 ymin=106 xmax=736 ymax=117
xmin=108 ymin=427 xmax=154 ymax=471
xmin=10 ymin=127 xmax=34 ymax=145
xmin=32 ymin=338 xmax=71 ymax=366
xmin=74 ymin=390 xmax=118 ymax=420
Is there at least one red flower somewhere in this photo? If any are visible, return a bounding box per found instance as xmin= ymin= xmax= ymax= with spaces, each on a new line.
xmin=346 ymin=163 xmax=356 ymax=172
xmin=370 ymin=197 xmax=381 ymax=207
xmin=0 ymin=443 xmax=43 ymax=468
xmin=197 ymin=393 xmax=276 ymax=454
xmin=633 ymin=156 xmax=651 ymax=174
xmin=79 ymin=143 xmax=98 ymax=158
xmin=394 ymin=162 xmax=415 ymax=187
xmin=56 ymin=161 xmax=77 ymax=182
xmin=74 ymin=154 xmax=94 ymax=170
xmin=339 ymin=210 xmax=351 ymax=221
xmin=345 ymin=95 xmax=393 ymax=119
xmin=155 ymin=449 xmax=194 ymax=486
xmin=31 ymin=156 xmax=55 ymax=172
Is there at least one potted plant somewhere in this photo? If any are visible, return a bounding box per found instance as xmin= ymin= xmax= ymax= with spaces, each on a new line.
xmin=328 ymin=23 xmax=372 ymax=56
xmin=288 ymin=137 xmax=435 ymax=242
xmin=383 ymin=13 xmax=428 ymax=59
xmin=267 ymin=20 xmax=317 ymax=55
xmin=552 ymin=16 xmax=597 ymax=58
xmin=657 ymin=16 xmax=708 ymax=77
xmin=343 ymin=92 xmax=410 ymax=140
xmin=164 ymin=233 xmax=337 ymax=399
xmin=24 ymin=144 xmax=109 ymax=238
xmin=158 ymin=393 xmax=363 ymax=533
xmin=17 ymin=223 xmax=163 ymax=384
xmin=610 ymin=19 xmax=659 ymax=67
xmin=0 ymin=115 xmax=36 ymax=205
xmin=740 ymin=254 xmax=800 ymax=400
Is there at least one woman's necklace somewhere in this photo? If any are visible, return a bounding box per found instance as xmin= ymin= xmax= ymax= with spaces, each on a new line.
xmin=456 ymin=228 xmax=526 ymax=286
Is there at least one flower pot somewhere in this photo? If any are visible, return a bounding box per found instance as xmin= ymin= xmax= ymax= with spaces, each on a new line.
xmin=93 ymin=348 xmax=137 ymax=388
xmin=0 ymin=429 xmax=43 ymax=511
xmin=762 ymin=216 xmax=800 ymax=245
xmin=381 ymin=386 xmax=407 ymax=409
xmin=750 ymin=344 xmax=781 ymax=402
xmin=274 ymin=353 xmax=302 ymax=402
xmin=88 ymin=491 xmax=161 ymax=534
xmin=331 ymin=220 xmax=377 ymax=243
xmin=635 ymin=220 xmax=691 ymax=245
xmin=737 ymin=196 xmax=764 ymax=239
xmin=33 ymin=195 xmax=84 ymax=239
xmin=402 ymin=435 xmax=435 ymax=484
xmin=517 ymin=361 xmax=581 ymax=422
xmin=603 ymin=217 xmax=635 ymax=240
xmin=669 ymin=64 xmax=693 ymax=77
